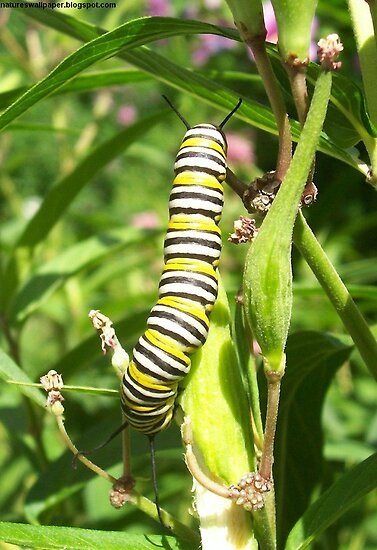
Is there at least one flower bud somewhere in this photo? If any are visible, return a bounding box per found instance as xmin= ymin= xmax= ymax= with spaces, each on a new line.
xmin=271 ymin=0 xmax=318 ymax=64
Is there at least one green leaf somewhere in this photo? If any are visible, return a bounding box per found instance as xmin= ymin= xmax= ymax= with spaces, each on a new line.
xmin=292 ymin=283 xmax=377 ymax=301
xmin=10 ymin=227 xmax=160 ymax=323
xmin=23 ymin=414 xmax=126 ymax=523
xmin=2 ymin=113 xmax=163 ymax=311
xmin=181 ymin=278 xmax=254 ymax=483
xmin=180 ymin=278 xmax=272 ymax=548
xmin=19 ymin=9 xmax=363 ymax=173
xmin=0 ymin=70 xmax=151 ymax=109
xmin=0 ymin=16 xmax=236 ymax=131
xmin=15 ymin=114 xmax=163 ymax=249
xmin=24 ymin=419 xmax=184 ymax=525
xmin=4 ymin=122 xmax=80 ymax=134
xmin=285 ymin=452 xmax=377 ymax=550
xmin=0 ymin=521 xmax=191 ymax=550
xmin=0 ymin=348 xmax=46 ymax=408
xmin=269 ymin=331 xmax=354 ymax=546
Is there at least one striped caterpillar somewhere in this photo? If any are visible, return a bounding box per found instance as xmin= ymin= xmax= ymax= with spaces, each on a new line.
xmin=120 ymin=98 xmax=241 ymax=438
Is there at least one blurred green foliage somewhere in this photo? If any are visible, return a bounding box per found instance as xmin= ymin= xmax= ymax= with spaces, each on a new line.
xmin=0 ymin=0 xmax=376 ymax=549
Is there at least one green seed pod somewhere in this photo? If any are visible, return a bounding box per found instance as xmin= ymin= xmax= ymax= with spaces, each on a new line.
xmin=270 ymin=0 xmax=318 ymax=63
xmin=243 ymin=221 xmax=292 ymax=374
xmin=225 ymin=0 xmax=266 ymax=42
xmin=243 ymin=68 xmax=333 ymax=373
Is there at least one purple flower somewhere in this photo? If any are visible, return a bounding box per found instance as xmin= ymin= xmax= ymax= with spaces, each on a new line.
xmin=131 ymin=211 xmax=160 ymax=229
xmin=117 ymin=105 xmax=137 ymax=126
xmin=146 ymin=0 xmax=171 ymax=17
xmin=203 ymin=0 xmax=221 ymax=8
xmin=192 ymin=24 xmax=235 ymax=66
xmin=227 ymin=132 xmax=255 ymax=165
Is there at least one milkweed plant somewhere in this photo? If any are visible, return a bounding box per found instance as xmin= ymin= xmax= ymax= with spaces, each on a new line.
xmin=0 ymin=1 xmax=377 ymax=549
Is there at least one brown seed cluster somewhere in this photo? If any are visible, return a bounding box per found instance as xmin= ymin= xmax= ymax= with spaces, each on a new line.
xmin=228 ymin=216 xmax=259 ymax=244
xmin=228 ymin=472 xmax=272 ymax=512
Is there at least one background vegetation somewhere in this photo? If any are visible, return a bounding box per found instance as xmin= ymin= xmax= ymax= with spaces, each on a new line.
xmin=0 ymin=1 xmax=376 ymax=549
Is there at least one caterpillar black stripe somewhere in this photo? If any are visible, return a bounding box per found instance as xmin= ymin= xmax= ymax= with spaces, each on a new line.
xmin=120 ymin=99 xmax=241 ymax=438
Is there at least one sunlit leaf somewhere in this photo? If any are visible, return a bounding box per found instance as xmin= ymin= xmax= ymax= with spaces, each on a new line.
xmin=10 ymin=227 xmax=160 ymax=323
xmin=0 ymin=70 xmax=151 ymax=110
xmin=15 ymin=115 xmax=163 ymax=249
xmin=18 ymin=10 xmax=363 ymax=173
xmin=0 ymin=16 xmax=236 ymax=131
xmin=0 ymin=521 xmax=191 ymax=550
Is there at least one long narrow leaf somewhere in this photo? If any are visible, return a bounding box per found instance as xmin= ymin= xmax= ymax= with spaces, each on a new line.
xmin=0 ymin=70 xmax=151 ymax=110
xmin=0 ymin=16 xmax=236 ymax=131
xmin=17 ymin=10 xmax=363 ymax=172
xmin=2 ymin=113 xmax=164 ymax=310
xmin=0 ymin=521 xmax=192 ymax=550
xmin=285 ymin=452 xmax=377 ymax=550
xmin=15 ymin=113 xmax=163 ymax=249
xmin=11 ymin=227 xmax=160 ymax=323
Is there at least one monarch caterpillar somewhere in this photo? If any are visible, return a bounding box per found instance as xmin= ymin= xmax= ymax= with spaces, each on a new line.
xmin=120 ymin=97 xmax=242 ymax=520
xmin=121 ymin=98 xmax=241 ymax=434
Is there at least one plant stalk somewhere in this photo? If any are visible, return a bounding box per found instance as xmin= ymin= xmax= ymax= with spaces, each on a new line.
xmin=293 ymin=212 xmax=377 ymax=380
xmin=258 ymin=376 xmax=282 ymax=482
xmin=246 ymin=36 xmax=292 ymax=181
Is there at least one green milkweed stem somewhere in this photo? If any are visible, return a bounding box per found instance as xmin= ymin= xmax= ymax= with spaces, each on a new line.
xmin=245 ymin=36 xmax=292 ymax=182
xmin=181 ymin=418 xmax=231 ymax=500
xmin=53 ymin=407 xmax=199 ymax=544
xmin=121 ymin=416 xmax=131 ymax=478
xmin=293 ymin=212 xmax=377 ymax=380
xmin=55 ymin=411 xmax=118 ymax=484
xmin=286 ymin=64 xmax=309 ymax=127
xmin=258 ymin=373 xmax=283 ymax=482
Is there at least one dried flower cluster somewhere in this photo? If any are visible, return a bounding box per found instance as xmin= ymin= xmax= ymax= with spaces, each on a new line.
xmin=228 ymin=472 xmax=272 ymax=512
xmin=89 ymin=309 xmax=117 ymax=353
xmin=229 ymin=216 xmax=259 ymax=244
xmin=109 ymin=475 xmax=136 ymax=509
xmin=317 ymin=34 xmax=343 ymax=70
xmin=40 ymin=370 xmax=64 ymax=407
